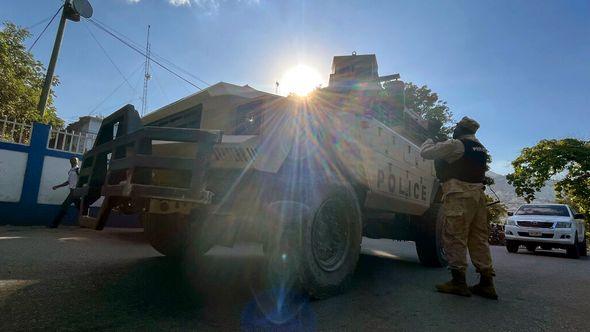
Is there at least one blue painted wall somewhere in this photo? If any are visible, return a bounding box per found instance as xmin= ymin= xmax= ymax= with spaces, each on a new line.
xmin=0 ymin=123 xmax=82 ymax=226
xmin=0 ymin=122 xmax=140 ymax=227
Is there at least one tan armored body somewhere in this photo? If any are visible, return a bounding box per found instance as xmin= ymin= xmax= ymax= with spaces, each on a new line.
xmin=77 ymin=54 xmax=446 ymax=299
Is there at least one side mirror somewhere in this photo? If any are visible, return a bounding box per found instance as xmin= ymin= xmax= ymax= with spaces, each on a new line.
xmin=507 ymin=211 xmax=514 ymax=216
xmin=574 ymin=213 xmax=586 ymax=220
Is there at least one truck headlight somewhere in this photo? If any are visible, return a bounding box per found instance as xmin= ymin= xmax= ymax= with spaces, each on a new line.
xmin=506 ymin=220 xmax=516 ymax=226
xmin=555 ymin=222 xmax=571 ymax=228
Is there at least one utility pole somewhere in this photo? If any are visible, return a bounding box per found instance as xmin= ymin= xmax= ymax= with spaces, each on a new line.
xmin=36 ymin=0 xmax=93 ymax=118
xmin=37 ymin=1 xmax=68 ymax=118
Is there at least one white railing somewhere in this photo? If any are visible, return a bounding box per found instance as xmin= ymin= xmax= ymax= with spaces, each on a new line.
xmin=47 ymin=128 xmax=97 ymax=154
xmin=0 ymin=117 xmax=33 ymax=145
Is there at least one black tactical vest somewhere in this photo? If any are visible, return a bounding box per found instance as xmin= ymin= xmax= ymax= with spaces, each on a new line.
xmin=434 ymin=138 xmax=487 ymax=183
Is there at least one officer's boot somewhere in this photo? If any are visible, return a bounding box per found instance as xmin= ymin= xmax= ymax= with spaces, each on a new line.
xmin=469 ymin=273 xmax=498 ymax=300
xmin=435 ymin=269 xmax=471 ymax=297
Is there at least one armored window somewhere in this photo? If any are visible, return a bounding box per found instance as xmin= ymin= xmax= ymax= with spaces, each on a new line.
xmin=146 ymin=104 xmax=203 ymax=128
xmin=235 ymin=100 xmax=264 ymax=135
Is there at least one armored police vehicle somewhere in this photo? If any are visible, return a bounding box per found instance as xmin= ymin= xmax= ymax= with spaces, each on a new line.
xmin=76 ymin=54 xmax=445 ymax=298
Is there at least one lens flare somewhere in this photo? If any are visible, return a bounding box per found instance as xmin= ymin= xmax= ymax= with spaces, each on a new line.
xmin=280 ymin=65 xmax=323 ymax=96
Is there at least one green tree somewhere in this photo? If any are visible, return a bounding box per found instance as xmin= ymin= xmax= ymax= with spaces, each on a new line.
xmin=487 ymin=198 xmax=508 ymax=224
xmin=507 ymin=138 xmax=590 ymax=214
xmin=382 ymin=81 xmax=506 ymax=221
xmin=402 ymin=82 xmax=454 ymax=137
xmin=0 ymin=22 xmax=63 ymax=126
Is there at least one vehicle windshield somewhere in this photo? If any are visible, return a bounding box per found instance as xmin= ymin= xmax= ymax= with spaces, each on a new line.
xmin=515 ymin=205 xmax=570 ymax=217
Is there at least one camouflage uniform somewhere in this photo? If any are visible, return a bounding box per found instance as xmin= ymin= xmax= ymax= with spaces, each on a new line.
xmin=439 ymin=180 xmax=493 ymax=274
xmin=420 ymin=117 xmax=497 ymax=299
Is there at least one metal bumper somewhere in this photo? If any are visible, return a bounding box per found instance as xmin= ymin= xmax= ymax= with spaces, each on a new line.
xmin=76 ymin=104 xmax=221 ymax=229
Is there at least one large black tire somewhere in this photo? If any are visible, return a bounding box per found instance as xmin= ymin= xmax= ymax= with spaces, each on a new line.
xmin=266 ymin=186 xmax=363 ymax=299
xmin=183 ymin=209 xmax=214 ymax=267
xmin=415 ymin=203 xmax=447 ymax=267
xmin=567 ymin=233 xmax=580 ymax=259
xmin=143 ymin=213 xmax=188 ymax=258
xmin=506 ymin=240 xmax=519 ymax=253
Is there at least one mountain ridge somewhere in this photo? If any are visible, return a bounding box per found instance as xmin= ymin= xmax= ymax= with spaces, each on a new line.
xmin=486 ymin=171 xmax=557 ymax=211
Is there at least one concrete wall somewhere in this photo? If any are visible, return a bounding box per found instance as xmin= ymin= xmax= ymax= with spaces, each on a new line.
xmin=0 ymin=150 xmax=28 ymax=202
xmin=0 ymin=123 xmax=82 ymax=225
xmin=37 ymin=156 xmax=72 ymax=205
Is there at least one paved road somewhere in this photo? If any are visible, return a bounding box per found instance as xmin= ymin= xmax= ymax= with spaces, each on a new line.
xmin=1 ymin=226 xmax=589 ymax=331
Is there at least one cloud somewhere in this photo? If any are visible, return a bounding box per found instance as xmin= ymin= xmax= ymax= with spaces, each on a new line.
xmin=169 ymin=0 xmax=192 ymax=6
xmin=192 ymin=0 xmax=220 ymax=12
xmin=127 ymin=0 xmax=260 ymax=12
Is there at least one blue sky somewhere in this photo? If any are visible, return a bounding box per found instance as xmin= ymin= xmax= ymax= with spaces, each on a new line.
xmin=2 ymin=0 xmax=589 ymax=174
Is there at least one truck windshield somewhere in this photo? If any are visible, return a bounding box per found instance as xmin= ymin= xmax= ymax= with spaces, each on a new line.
xmin=515 ymin=205 xmax=570 ymax=217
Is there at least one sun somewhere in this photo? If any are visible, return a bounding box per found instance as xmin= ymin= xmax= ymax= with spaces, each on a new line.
xmin=280 ymin=64 xmax=323 ymax=96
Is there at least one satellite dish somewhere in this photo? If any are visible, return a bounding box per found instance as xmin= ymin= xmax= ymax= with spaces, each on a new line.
xmin=72 ymin=0 xmax=93 ymax=19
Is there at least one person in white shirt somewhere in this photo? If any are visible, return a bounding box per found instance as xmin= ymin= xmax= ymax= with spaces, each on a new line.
xmin=48 ymin=157 xmax=81 ymax=228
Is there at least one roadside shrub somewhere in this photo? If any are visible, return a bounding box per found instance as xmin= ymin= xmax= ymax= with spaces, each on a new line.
xmin=489 ymin=223 xmax=505 ymax=246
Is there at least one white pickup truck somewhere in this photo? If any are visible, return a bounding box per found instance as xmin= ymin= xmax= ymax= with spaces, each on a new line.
xmin=504 ymin=204 xmax=587 ymax=258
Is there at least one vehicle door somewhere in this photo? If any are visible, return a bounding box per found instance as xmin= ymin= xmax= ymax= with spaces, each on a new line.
xmin=356 ymin=113 xmax=434 ymax=215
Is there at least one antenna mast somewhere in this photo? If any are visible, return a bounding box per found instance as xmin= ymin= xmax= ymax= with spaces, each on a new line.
xmin=141 ymin=25 xmax=151 ymax=116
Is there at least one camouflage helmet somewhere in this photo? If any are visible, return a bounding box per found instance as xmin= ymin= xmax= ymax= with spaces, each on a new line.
xmin=456 ymin=116 xmax=480 ymax=133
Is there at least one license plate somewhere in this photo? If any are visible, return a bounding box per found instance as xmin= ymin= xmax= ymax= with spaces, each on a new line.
xmin=529 ymin=231 xmax=542 ymax=237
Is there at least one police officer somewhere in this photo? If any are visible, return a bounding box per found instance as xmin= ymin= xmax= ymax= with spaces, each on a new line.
xmin=420 ymin=116 xmax=497 ymax=300
xmin=48 ymin=157 xmax=80 ymax=228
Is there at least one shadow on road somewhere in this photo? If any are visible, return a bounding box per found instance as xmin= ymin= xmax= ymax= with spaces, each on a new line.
xmin=0 ymin=237 xmax=427 ymax=330
xmin=514 ymin=248 xmax=589 ymax=260
xmin=101 ymin=229 xmax=150 ymax=244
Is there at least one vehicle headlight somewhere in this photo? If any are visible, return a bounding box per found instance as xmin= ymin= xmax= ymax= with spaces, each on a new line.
xmin=555 ymin=222 xmax=571 ymax=228
xmin=506 ymin=220 xmax=516 ymax=226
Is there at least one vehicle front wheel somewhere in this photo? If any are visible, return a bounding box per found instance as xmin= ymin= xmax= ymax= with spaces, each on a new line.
xmin=506 ymin=240 xmax=519 ymax=253
xmin=142 ymin=212 xmax=188 ymax=258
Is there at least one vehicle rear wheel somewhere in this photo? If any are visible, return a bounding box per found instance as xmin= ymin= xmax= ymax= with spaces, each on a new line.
xmin=142 ymin=212 xmax=188 ymax=258
xmin=567 ymin=233 xmax=580 ymax=259
xmin=526 ymin=244 xmax=537 ymax=252
xmin=506 ymin=240 xmax=519 ymax=253
xmin=415 ymin=203 xmax=447 ymax=267
xmin=580 ymin=236 xmax=588 ymax=257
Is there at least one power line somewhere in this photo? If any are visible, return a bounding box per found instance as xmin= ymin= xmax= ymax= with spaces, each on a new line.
xmin=90 ymin=19 xmax=206 ymax=89
xmin=26 ymin=15 xmax=53 ymax=30
xmin=88 ymin=62 xmax=145 ymax=116
xmin=90 ymin=17 xmax=144 ymax=50
xmin=87 ymin=18 xmax=203 ymax=90
xmin=152 ymin=68 xmax=170 ymax=100
xmin=28 ymin=5 xmax=63 ymax=52
xmin=88 ymin=18 xmax=210 ymax=87
xmin=84 ymin=24 xmax=135 ymax=91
